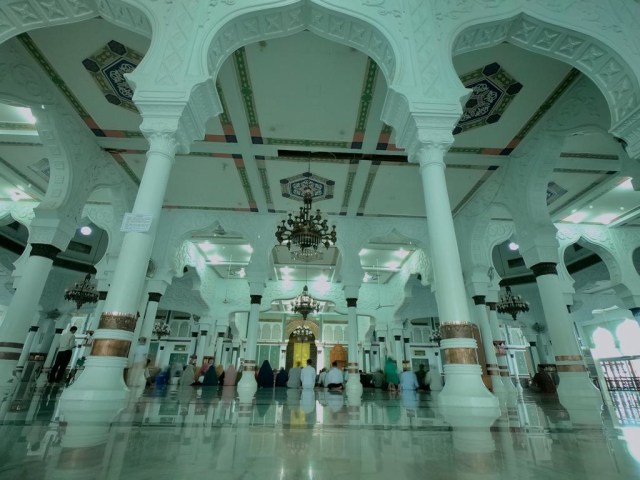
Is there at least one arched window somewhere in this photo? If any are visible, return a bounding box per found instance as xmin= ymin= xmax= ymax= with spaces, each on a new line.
xmin=591 ymin=326 xmax=620 ymax=359
xmin=617 ymin=319 xmax=640 ymax=356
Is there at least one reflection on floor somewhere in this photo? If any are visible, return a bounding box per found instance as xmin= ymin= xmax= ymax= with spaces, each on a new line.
xmin=1 ymin=382 xmax=639 ymax=480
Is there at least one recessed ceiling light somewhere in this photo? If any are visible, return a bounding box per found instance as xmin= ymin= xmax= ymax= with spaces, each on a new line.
xmin=508 ymin=242 xmax=519 ymax=251
xmin=589 ymin=205 xmax=594 ymax=209
xmin=80 ymin=226 xmax=92 ymax=236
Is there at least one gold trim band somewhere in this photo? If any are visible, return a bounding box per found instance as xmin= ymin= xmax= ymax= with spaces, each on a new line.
xmin=444 ymin=347 xmax=478 ymax=365
xmin=557 ymin=364 xmax=587 ymax=373
xmin=0 ymin=342 xmax=23 ymax=349
xmin=58 ymin=444 xmax=106 ymax=469
xmin=556 ymin=355 xmax=583 ymax=362
xmin=499 ymin=371 xmax=511 ymax=377
xmin=91 ymin=339 xmax=131 ymax=358
xmin=98 ymin=312 xmax=137 ymax=332
xmin=441 ymin=323 xmax=475 ymax=339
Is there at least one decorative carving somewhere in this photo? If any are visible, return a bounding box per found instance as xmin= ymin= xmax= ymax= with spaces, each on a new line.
xmin=441 ymin=323 xmax=475 ymax=339
xmin=97 ymin=312 xmax=137 ymax=332
xmin=444 ymin=347 xmax=478 ymax=365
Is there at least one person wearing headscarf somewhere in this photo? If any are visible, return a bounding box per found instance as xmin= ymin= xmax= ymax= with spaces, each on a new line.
xmin=287 ymin=363 xmax=302 ymax=388
xmin=257 ymin=360 xmax=274 ymax=388
xmin=384 ymin=357 xmax=399 ymax=391
xmin=275 ymin=367 xmax=288 ymax=387
xmin=223 ymin=364 xmax=237 ymax=386
xmin=202 ymin=365 xmax=219 ymax=386
xmin=180 ymin=364 xmax=196 ymax=387
xmin=215 ymin=364 xmax=225 ymax=386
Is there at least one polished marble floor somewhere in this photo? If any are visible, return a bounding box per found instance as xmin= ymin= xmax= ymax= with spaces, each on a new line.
xmin=1 ymin=381 xmax=639 ymax=480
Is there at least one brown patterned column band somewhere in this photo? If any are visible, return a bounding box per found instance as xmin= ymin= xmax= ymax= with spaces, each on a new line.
xmin=557 ymin=364 xmax=587 ymax=373
xmin=91 ymin=339 xmax=131 ymax=358
xmin=441 ymin=323 xmax=475 ymax=339
xmin=0 ymin=352 xmax=20 ymax=360
xmin=472 ymin=295 xmax=486 ymax=305
xmin=556 ymin=355 xmax=583 ymax=362
xmin=444 ymin=347 xmax=478 ymax=365
xmin=58 ymin=444 xmax=106 ymax=469
xmin=0 ymin=342 xmax=23 ymax=349
xmin=346 ymin=298 xmax=357 ymax=308
xmin=348 ymin=361 xmax=359 ymax=373
xmin=98 ymin=313 xmax=137 ymax=332
xmin=531 ymin=262 xmax=558 ymax=277
xmin=499 ymin=371 xmax=511 ymax=377
xmin=98 ymin=291 xmax=108 ymax=301
xmin=487 ymin=302 xmax=497 ymax=311
xmin=243 ymin=360 xmax=256 ymax=371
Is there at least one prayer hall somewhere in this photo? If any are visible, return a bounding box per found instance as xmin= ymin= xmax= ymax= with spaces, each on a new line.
xmin=0 ymin=1 xmax=640 ymax=479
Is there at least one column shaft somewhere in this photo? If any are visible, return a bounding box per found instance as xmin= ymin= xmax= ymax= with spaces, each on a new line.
xmin=416 ymin=145 xmax=495 ymax=407
xmin=532 ymin=263 xmax=600 ymax=405
xmin=0 ymin=246 xmax=58 ymax=383
xmin=65 ymin=135 xmax=177 ymax=400
xmin=472 ymin=296 xmax=505 ymax=393
xmin=345 ymin=299 xmax=362 ymax=395
xmin=486 ymin=302 xmax=516 ymax=393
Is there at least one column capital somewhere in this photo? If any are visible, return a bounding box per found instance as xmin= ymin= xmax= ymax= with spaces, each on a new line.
xmin=29 ymin=243 xmax=61 ymax=260
xmin=531 ymin=262 xmax=558 ymax=277
xmin=472 ymin=295 xmax=486 ymax=305
xmin=409 ymin=141 xmax=450 ymax=168
xmin=148 ymin=292 xmax=163 ymax=303
xmin=343 ymin=285 xmax=360 ymax=300
xmin=346 ymin=298 xmax=358 ymax=308
xmin=250 ymin=294 xmax=262 ymax=305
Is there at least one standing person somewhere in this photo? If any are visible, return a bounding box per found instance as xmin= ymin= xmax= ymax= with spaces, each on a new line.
xmin=287 ymin=362 xmax=302 ymax=388
xmin=48 ymin=326 xmax=78 ymax=384
xmin=416 ymin=364 xmax=427 ymax=389
xmin=324 ymin=361 xmax=344 ymax=391
xmin=384 ymin=357 xmax=399 ymax=392
xmin=399 ymin=362 xmax=419 ymax=391
xmin=300 ymin=359 xmax=316 ymax=389
xmin=317 ymin=367 xmax=327 ymax=387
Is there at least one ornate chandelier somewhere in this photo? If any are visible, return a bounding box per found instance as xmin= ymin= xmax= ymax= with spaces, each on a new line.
xmin=275 ymin=190 xmax=336 ymax=255
xmin=429 ymin=327 xmax=442 ymax=346
xmin=292 ymin=325 xmax=314 ymax=342
xmin=497 ymin=286 xmax=530 ymax=320
xmin=64 ymin=273 xmax=99 ymax=309
xmin=152 ymin=322 xmax=171 ymax=340
xmin=290 ymin=284 xmax=320 ymax=320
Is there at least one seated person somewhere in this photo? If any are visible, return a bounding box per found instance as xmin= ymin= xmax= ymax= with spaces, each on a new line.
xmin=371 ymin=369 xmax=385 ymax=389
xmin=529 ymin=365 xmax=557 ymax=394
xmin=324 ymin=361 xmax=344 ymax=390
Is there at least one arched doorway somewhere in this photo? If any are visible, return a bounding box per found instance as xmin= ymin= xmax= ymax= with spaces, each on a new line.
xmin=286 ymin=325 xmax=317 ymax=369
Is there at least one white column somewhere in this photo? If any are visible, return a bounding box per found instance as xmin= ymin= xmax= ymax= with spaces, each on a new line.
xmin=362 ymin=343 xmax=371 ymax=373
xmin=237 ymin=292 xmax=262 ymax=396
xmin=345 ymin=294 xmax=362 ymax=396
xmin=393 ymin=334 xmax=403 ymax=369
xmin=138 ymin=292 xmax=163 ymax=362
xmin=0 ymin=246 xmax=59 ymax=384
xmin=65 ymin=132 xmax=178 ymax=401
xmin=415 ymin=144 xmax=496 ymax=408
xmin=486 ymin=302 xmax=517 ymax=394
xmin=196 ymin=322 xmax=211 ymax=365
xmin=17 ymin=322 xmax=40 ymax=370
xmin=472 ymin=295 xmax=505 ymax=393
xmin=213 ymin=330 xmax=225 ymax=366
xmin=532 ymin=263 xmax=600 ymax=406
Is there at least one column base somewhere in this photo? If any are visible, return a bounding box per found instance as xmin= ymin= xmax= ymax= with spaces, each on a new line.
xmin=237 ymin=369 xmax=257 ymax=398
xmin=62 ymin=357 xmax=128 ymax=403
xmin=438 ymin=364 xmax=498 ymax=409
xmin=430 ymin=366 xmax=443 ymax=391
xmin=489 ymin=374 xmax=507 ymax=394
xmin=345 ymin=373 xmax=363 ymax=397
xmin=557 ymin=371 xmax=602 ymax=425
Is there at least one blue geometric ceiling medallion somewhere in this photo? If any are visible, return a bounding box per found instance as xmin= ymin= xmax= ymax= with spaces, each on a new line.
xmin=280 ymin=171 xmax=335 ymax=202
xmin=453 ymin=62 xmax=523 ymax=135
xmin=546 ymin=181 xmax=567 ymax=205
xmin=82 ymin=40 xmax=143 ymax=113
